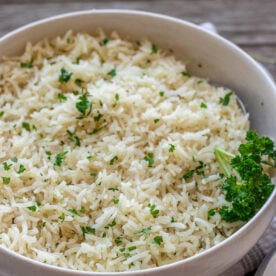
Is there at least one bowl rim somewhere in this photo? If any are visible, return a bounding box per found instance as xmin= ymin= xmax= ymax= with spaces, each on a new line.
xmin=0 ymin=8 xmax=275 ymax=275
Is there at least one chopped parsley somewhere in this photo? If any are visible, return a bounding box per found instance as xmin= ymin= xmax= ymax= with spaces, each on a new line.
xmin=93 ymin=112 xmax=103 ymax=122
xmin=115 ymin=93 xmax=120 ymax=101
xmin=81 ymin=226 xmax=95 ymax=237
xmin=22 ymin=122 xmax=31 ymax=132
xmin=154 ymin=118 xmax=160 ymax=123
xmin=114 ymin=237 xmax=122 ymax=245
xmin=183 ymin=160 xmax=206 ymax=180
xmin=208 ymin=209 xmax=216 ymax=220
xmin=75 ymin=78 xmax=83 ymax=87
xmin=200 ymin=102 xmax=207 ymax=109
xmin=107 ymin=69 xmax=116 ymax=77
xmin=102 ymin=38 xmax=109 ymax=45
xmin=153 ymin=235 xmax=163 ymax=245
xmin=219 ymin=92 xmax=232 ymax=106
xmin=27 ymin=205 xmax=37 ymax=212
xmin=2 ymin=176 xmax=10 ymax=185
xmin=128 ymin=246 xmax=137 ymax=251
xmin=119 ymin=247 xmax=125 ymax=252
xmin=0 ymin=111 xmax=4 ymax=118
xmin=144 ymin=153 xmax=154 ymax=167
xmin=169 ymin=144 xmax=175 ymax=152
xmin=113 ymin=199 xmax=120 ymax=204
xmin=182 ymin=71 xmax=191 ymax=77
xmin=17 ymin=164 xmax=26 ymax=174
xmin=11 ymin=157 xmax=18 ymax=163
xmin=148 ymin=204 xmax=159 ymax=218
xmin=20 ymin=60 xmax=33 ymax=68
xmin=133 ymin=226 xmax=151 ymax=236
xmin=54 ymin=151 xmax=68 ymax=166
xmin=76 ymin=57 xmax=81 ymax=64
xmin=42 ymin=222 xmax=46 ymax=227
xmin=3 ymin=162 xmax=12 ymax=171
xmin=67 ymin=130 xmax=80 ymax=146
xmin=68 ymin=208 xmax=80 ymax=217
xmin=59 ymin=213 xmax=65 ymax=222
xmin=90 ymin=172 xmax=98 ymax=177
xmin=58 ymin=68 xmax=73 ymax=83
xmin=109 ymin=156 xmax=118 ymax=165
xmin=107 ymin=219 xmax=116 ymax=228
xmin=151 ymin=44 xmax=158 ymax=54
xmin=102 ymin=232 xmax=107 ymax=238
xmin=57 ymin=93 xmax=67 ymax=102
xmin=108 ymin=187 xmax=119 ymax=192
xmin=76 ymin=93 xmax=92 ymax=119
xmin=159 ymin=91 xmax=165 ymax=97
xmin=89 ymin=124 xmax=107 ymax=135
xmin=45 ymin=151 xmax=52 ymax=160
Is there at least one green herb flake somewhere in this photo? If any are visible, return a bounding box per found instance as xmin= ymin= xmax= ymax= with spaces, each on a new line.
xmin=195 ymin=161 xmax=206 ymax=176
xmin=108 ymin=187 xmax=119 ymax=192
xmin=82 ymin=226 xmax=95 ymax=237
xmin=22 ymin=122 xmax=31 ymax=132
xmin=3 ymin=162 xmax=12 ymax=171
xmin=89 ymin=124 xmax=107 ymax=135
xmin=171 ymin=217 xmax=175 ymax=223
xmin=45 ymin=151 xmax=52 ymax=160
xmin=90 ymin=172 xmax=98 ymax=177
xmin=102 ymin=232 xmax=107 ymax=238
xmin=54 ymin=151 xmax=68 ymax=166
xmin=93 ymin=112 xmax=103 ymax=122
xmin=200 ymin=102 xmax=207 ymax=109
xmin=109 ymin=156 xmax=118 ymax=165
xmin=20 ymin=60 xmax=33 ymax=68
xmin=148 ymin=204 xmax=159 ymax=218
xmin=182 ymin=71 xmax=191 ymax=77
xmin=119 ymin=247 xmax=125 ymax=252
xmin=17 ymin=164 xmax=26 ymax=174
xmin=27 ymin=205 xmax=37 ymax=212
xmin=59 ymin=213 xmax=65 ymax=222
xmin=108 ymin=219 xmax=116 ymax=228
xmin=144 ymin=153 xmax=154 ymax=167
xmin=169 ymin=144 xmax=175 ymax=152
xmin=115 ymin=93 xmax=120 ymax=101
xmin=102 ymin=38 xmax=109 ymax=45
xmin=128 ymin=246 xmax=137 ymax=251
xmin=58 ymin=68 xmax=73 ymax=83
xmin=75 ymin=78 xmax=83 ymax=87
xmin=133 ymin=226 xmax=151 ymax=236
xmin=113 ymin=199 xmax=120 ymax=204
xmin=159 ymin=91 xmax=165 ymax=97
xmin=208 ymin=209 xmax=216 ymax=220
xmin=219 ymin=92 xmax=232 ymax=106
xmin=2 ymin=177 xmax=10 ymax=185
xmin=107 ymin=69 xmax=116 ymax=77
xmin=68 ymin=208 xmax=80 ymax=217
xmin=114 ymin=237 xmax=122 ymax=245
xmin=57 ymin=93 xmax=67 ymax=102
xmin=67 ymin=130 xmax=80 ymax=146
xmin=183 ymin=170 xmax=194 ymax=180
xmin=76 ymin=93 xmax=92 ymax=119
xmin=153 ymin=235 xmax=163 ymax=245
xmin=151 ymin=44 xmax=158 ymax=54
xmin=0 ymin=111 xmax=4 ymax=118
xmin=11 ymin=157 xmax=18 ymax=163
xmin=153 ymin=118 xmax=160 ymax=123
xmin=42 ymin=222 xmax=46 ymax=227
xmin=76 ymin=57 xmax=81 ymax=64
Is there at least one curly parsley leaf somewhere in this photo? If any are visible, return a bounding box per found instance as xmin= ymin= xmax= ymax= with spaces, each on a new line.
xmin=76 ymin=93 xmax=92 ymax=119
xmin=215 ymin=130 xmax=275 ymax=222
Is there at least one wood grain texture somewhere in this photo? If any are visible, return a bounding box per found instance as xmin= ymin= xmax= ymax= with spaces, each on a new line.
xmin=0 ymin=0 xmax=275 ymax=78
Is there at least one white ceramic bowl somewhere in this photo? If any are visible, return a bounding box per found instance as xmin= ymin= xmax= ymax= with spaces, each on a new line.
xmin=0 ymin=10 xmax=275 ymax=276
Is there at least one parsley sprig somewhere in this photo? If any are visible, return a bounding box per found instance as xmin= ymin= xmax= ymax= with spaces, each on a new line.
xmin=215 ymin=130 xmax=275 ymax=222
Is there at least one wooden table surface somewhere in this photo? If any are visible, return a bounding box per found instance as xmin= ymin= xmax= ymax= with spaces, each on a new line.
xmin=0 ymin=0 xmax=276 ymax=80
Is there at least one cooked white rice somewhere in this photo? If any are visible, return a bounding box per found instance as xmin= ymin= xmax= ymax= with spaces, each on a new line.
xmin=0 ymin=30 xmax=249 ymax=272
